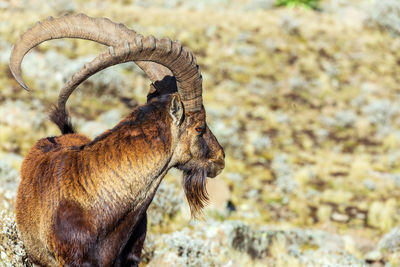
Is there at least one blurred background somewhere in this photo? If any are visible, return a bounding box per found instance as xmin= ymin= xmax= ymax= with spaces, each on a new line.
xmin=1 ymin=0 xmax=400 ymax=266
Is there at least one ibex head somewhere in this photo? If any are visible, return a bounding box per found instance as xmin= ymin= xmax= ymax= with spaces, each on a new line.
xmin=172 ymin=101 xmax=225 ymax=214
xmin=10 ymin=14 xmax=224 ymax=216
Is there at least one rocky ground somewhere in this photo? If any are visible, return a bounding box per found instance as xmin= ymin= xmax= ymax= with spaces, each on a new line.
xmin=2 ymin=0 xmax=400 ymax=266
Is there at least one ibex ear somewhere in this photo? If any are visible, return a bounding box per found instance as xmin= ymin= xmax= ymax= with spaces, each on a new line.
xmin=169 ymin=94 xmax=184 ymax=126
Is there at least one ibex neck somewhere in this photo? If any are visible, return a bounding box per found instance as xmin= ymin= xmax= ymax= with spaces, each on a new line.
xmin=81 ymin=115 xmax=174 ymax=222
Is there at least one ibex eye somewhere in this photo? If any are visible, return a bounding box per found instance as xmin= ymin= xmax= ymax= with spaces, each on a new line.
xmin=196 ymin=126 xmax=206 ymax=135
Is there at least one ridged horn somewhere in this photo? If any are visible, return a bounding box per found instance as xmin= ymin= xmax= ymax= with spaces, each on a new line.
xmin=10 ymin=14 xmax=202 ymax=112
xmin=57 ymin=36 xmax=202 ymax=114
xmin=9 ymin=13 xmax=173 ymax=92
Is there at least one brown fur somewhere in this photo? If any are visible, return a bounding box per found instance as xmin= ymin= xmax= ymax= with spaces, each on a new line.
xmin=49 ymin=106 xmax=75 ymax=134
xmin=16 ymin=93 xmax=225 ymax=266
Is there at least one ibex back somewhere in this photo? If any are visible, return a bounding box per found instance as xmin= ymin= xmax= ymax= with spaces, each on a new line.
xmin=10 ymin=14 xmax=224 ymax=267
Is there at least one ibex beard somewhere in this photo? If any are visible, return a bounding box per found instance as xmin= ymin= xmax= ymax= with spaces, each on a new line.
xmin=183 ymin=168 xmax=208 ymax=216
xmin=182 ymin=146 xmax=225 ymax=216
xmin=11 ymin=14 xmax=225 ymax=267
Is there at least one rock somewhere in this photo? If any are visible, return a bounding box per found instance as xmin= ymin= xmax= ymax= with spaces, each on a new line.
xmin=0 ymin=154 xmax=22 ymax=190
xmin=21 ymin=50 xmax=131 ymax=99
xmin=98 ymin=109 xmax=123 ymax=128
xmin=378 ymin=227 xmax=400 ymax=252
xmin=367 ymin=0 xmax=400 ymax=36
xmin=0 ymin=211 xmax=31 ymax=267
xmin=280 ymin=15 xmax=301 ymax=36
xmin=365 ymin=250 xmax=383 ymax=262
xmin=300 ymin=247 xmax=366 ymax=267
xmin=272 ymin=154 xmax=297 ymax=193
xmin=225 ymin=221 xmax=270 ymax=259
xmin=79 ymin=121 xmax=109 ymax=139
xmin=331 ymin=212 xmax=350 ymax=223
xmin=147 ymin=182 xmax=183 ymax=227
xmin=246 ymin=0 xmax=275 ymax=10
xmin=148 ymin=230 xmax=220 ymax=267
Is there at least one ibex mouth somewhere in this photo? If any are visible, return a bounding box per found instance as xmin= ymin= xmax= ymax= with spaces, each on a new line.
xmin=206 ymin=159 xmax=225 ymax=178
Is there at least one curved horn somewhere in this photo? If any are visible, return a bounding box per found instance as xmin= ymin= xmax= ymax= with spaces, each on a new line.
xmin=57 ymin=36 xmax=202 ymax=114
xmin=9 ymin=13 xmax=173 ymax=91
xmin=10 ymin=14 xmax=202 ymax=112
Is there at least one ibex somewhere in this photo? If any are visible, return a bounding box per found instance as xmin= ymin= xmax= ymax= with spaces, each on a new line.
xmin=10 ymin=14 xmax=225 ymax=267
